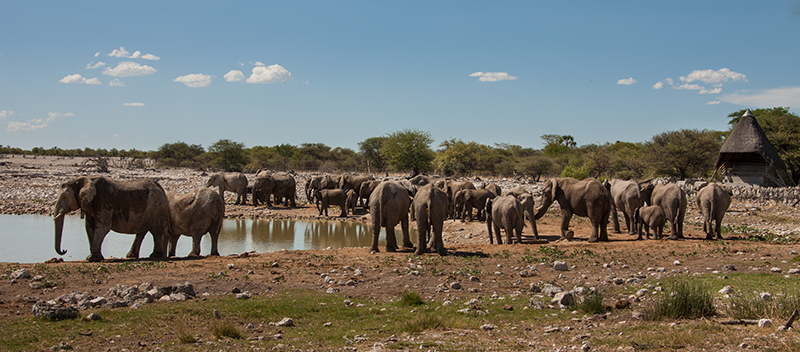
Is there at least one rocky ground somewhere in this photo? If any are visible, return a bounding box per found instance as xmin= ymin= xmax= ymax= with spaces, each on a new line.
xmin=3 ymin=156 xmax=800 ymax=351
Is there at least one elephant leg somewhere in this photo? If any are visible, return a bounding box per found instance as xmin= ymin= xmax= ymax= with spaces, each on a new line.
xmin=504 ymin=218 xmax=514 ymax=244
xmin=559 ymin=210 xmax=574 ymax=240
xmin=88 ymin=218 xmax=111 ymax=262
xmin=433 ymin=221 xmax=446 ymax=256
xmin=385 ymin=225 xmax=398 ymax=252
xmin=128 ymin=232 xmax=147 ymax=258
xmin=715 ymin=217 xmax=724 ymax=239
xmin=189 ymin=233 xmax=202 ymax=257
xmin=668 ymin=218 xmax=680 ymax=240
xmin=400 ymin=218 xmax=413 ymax=249
xmin=528 ymin=215 xmax=540 ymax=239
xmin=415 ymin=219 xmax=428 ymax=255
xmin=168 ymin=233 xmax=179 ymax=257
xmin=339 ymin=204 xmax=347 ymax=217
xmin=370 ymin=222 xmax=381 ymax=254
xmin=610 ymin=203 xmax=621 ymax=233
xmin=493 ymin=223 xmax=503 ymax=244
xmin=209 ymin=226 xmax=221 ymax=256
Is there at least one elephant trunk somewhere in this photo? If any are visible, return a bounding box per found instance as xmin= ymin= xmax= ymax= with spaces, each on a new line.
xmin=534 ymin=197 xmax=552 ymax=220
xmin=54 ymin=213 xmax=67 ymax=255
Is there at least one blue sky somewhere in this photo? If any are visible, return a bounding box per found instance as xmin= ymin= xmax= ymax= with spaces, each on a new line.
xmin=1 ymin=1 xmax=799 ymax=152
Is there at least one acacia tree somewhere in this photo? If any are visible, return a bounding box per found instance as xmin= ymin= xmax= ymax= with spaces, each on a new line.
xmin=358 ymin=136 xmax=387 ymax=173
xmin=643 ymin=129 xmax=723 ymax=180
xmin=728 ymin=107 xmax=800 ymax=184
xmin=435 ymin=139 xmax=500 ymax=176
xmin=152 ymin=141 xmax=205 ymax=168
xmin=381 ymin=129 xmax=435 ymax=175
xmin=208 ymin=139 xmax=249 ymax=172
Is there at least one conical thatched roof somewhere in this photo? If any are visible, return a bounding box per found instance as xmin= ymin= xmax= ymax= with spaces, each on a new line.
xmin=715 ymin=109 xmax=787 ymax=169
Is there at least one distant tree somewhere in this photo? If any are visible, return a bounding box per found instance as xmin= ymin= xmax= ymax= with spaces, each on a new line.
xmin=297 ymin=143 xmax=333 ymax=170
xmin=153 ymin=141 xmax=205 ymax=168
xmin=381 ymin=129 xmax=435 ymax=174
xmin=516 ymin=153 xmax=556 ymax=181
xmin=358 ymin=137 xmax=387 ymax=173
xmin=435 ymin=139 xmax=500 ymax=176
xmin=208 ymin=139 xmax=249 ymax=172
xmin=643 ymin=129 xmax=723 ymax=180
xmin=728 ymin=107 xmax=800 ymax=184
xmin=541 ymin=134 xmax=576 ymax=156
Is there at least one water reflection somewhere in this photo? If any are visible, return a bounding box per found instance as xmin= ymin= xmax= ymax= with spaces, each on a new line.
xmin=0 ymin=215 xmax=417 ymax=263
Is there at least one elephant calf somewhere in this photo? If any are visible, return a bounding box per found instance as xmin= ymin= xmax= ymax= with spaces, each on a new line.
xmin=314 ymin=189 xmax=351 ymax=217
xmin=486 ymin=195 xmax=525 ymax=244
xmin=635 ymin=205 xmax=665 ymax=240
xmin=167 ymin=187 xmax=225 ymax=257
xmin=455 ymin=188 xmax=496 ymax=222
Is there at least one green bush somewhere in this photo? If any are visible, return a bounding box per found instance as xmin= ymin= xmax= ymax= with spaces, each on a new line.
xmin=644 ymin=281 xmax=716 ymax=320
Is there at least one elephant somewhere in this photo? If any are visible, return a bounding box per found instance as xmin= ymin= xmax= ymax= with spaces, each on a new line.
xmin=305 ymin=174 xmax=339 ymax=205
xmin=358 ymin=180 xmax=382 ymax=208
xmin=445 ymin=180 xmax=476 ymax=219
xmin=634 ymin=205 xmax=665 ymax=240
xmin=314 ymin=189 xmax=349 ymax=217
xmin=534 ymin=177 xmax=612 ymax=242
xmin=411 ymin=184 xmax=448 ymax=255
xmin=486 ymin=195 xmax=526 ymax=245
xmin=696 ymin=183 xmax=732 ymax=240
xmin=253 ymin=171 xmax=296 ymax=207
xmin=166 ymin=187 xmax=225 ymax=257
xmin=53 ymin=176 xmax=171 ymax=262
xmin=339 ymin=174 xmax=374 ymax=194
xmin=369 ymin=181 xmax=413 ymax=253
xmin=455 ymin=188 xmax=496 ymax=222
xmin=605 ymin=179 xmax=644 ymax=236
xmin=481 ymin=182 xmax=502 ymax=197
xmin=506 ymin=186 xmax=540 ymax=239
xmin=651 ymin=183 xmax=687 ymax=240
xmin=206 ymin=172 xmax=248 ymax=205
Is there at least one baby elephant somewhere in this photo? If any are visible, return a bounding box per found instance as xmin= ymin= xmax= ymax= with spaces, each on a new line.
xmin=314 ymin=189 xmax=352 ymax=217
xmin=635 ymin=205 xmax=665 ymax=240
xmin=167 ymin=187 xmax=226 ymax=257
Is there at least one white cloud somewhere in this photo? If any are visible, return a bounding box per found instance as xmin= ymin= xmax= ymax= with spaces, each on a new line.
xmin=652 ymin=81 xmax=664 ymax=89
xmin=246 ymin=65 xmax=292 ymax=84
xmin=85 ymin=61 xmax=106 ymax=69
xmin=680 ymin=68 xmax=747 ymax=85
xmin=109 ymin=47 xmax=130 ymax=58
xmin=108 ymin=47 xmax=160 ymax=60
xmin=109 ymin=78 xmax=125 ymax=87
xmin=469 ymin=71 xmax=518 ymax=82
xmin=174 ymin=73 xmax=212 ymax=88
xmin=254 ymin=61 xmax=266 ymax=66
xmin=124 ymin=102 xmax=145 ymax=107
xmin=699 ymin=87 xmax=722 ymax=94
xmin=0 ymin=110 xmax=14 ymax=119
xmin=719 ymin=86 xmax=800 ymax=107
xmin=224 ymin=70 xmax=245 ymax=82
xmin=94 ymin=52 xmax=100 ymax=57
xmin=103 ymin=61 xmax=157 ymax=77
xmin=707 ymin=101 xmax=721 ymax=105
xmin=617 ymin=77 xmax=636 ymax=85
xmin=59 ymin=74 xmax=102 ymax=85
xmin=674 ymin=83 xmax=704 ymax=91
xmin=7 ymin=111 xmax=73 ymax=132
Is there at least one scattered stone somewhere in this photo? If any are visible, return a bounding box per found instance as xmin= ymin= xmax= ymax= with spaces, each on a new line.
xmin=771 ymin=267 xmax=783 ymax=273
xmin=519 ymin=270 xmax=531 ymax=277
xmin=789 ymin=268 xmax=800 ymax=275
xmin=86 ymin=312 xmax=102 ymax=321
xmin=323 ymin=322 xmax=332 ymax=327
xmin=719 ymin=286 xmax=734 ymax=295
xmin=10 ymin=269 xmax=31 ymax=280
xmin=554 ymin=261 xmax=569 ymax=271
xmin=449 ymin=282 xmax=462 ymax=290
xmin=503 ymin=305 xmax=513 ymax=311
xmin=469 ymin=276 xmax=480 ymax=282
xmin=615 ymin=299 xmax=630 ymax=310
xmin=758 ymin=319 xmax=773 ymax=328
xmin=480 ymin=324 xmax=495 ymax=331
xmin=612 ymin=278 xmax=625 ymax=285
xmin=552 ymin=292 xmax=574 ymax=307
xmin=227 ymin=263 xmax=236 ymax=270
xmin=529 ymin=283 xmax=542 ymax=293
xmin=723 ymin=264 xmax=737 ymax=271
xmin=761 ymin=292 xmax=773 ymax=301
xmin=674 ymin=260 xmax=681 ymax=266
xmin=236 ymin=292 xmax=252 ymax=299
xmin=543 ymin=284 xmax=563 ymax=296
xmin=326 ymin=288 xmax=340 ymax=294
xmin=270 ymin=317 xmax=294 ymax=327
xmin=32 ymin=301 xmax=78 ymax=320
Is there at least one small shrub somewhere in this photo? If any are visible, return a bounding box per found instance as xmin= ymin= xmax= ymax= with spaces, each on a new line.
xmin=398 ymin=291 xmax=426 ymax=306
xmin=727 ymin=293 xmax=800 ymax=320
xmin=211 ymin=322 xmax=243 ymax=339
xmin=178 ymin=332 xmax=197 ymax=344
xmin=643 ymin=281 xmax=716 ymax=321
xmin=402 ymin=313 xmax=446 ymax=333
xmin=574 ymin=290 xmax=605 ymax=315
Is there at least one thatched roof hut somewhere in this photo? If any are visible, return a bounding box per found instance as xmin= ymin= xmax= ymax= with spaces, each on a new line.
xmin=714 ymin=109 xmax=789 ymax=187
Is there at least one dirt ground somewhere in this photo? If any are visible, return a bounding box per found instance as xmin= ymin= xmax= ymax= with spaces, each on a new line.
xmin=3 ymin=156 xmax=800 ymax=350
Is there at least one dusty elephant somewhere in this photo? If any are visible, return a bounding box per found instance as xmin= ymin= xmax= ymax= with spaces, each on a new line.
xmin=369 ymin=181 xmax=413 ymax=253
xmin=696 ymin=183 xmax=732 ymax=240
xmin=456 ymin=188 xmax=496 ymax=222
xmin=167 ymin=187 xmax=225 ymax=257
xmin=444 ymin=180 xmax=475 ymax=219
xmin=358 ymin=180 xmax=382 ymax=208
xmin=635 ymin=205 xmax=665 ymax=240
xmin=53 ymin=176 xmax=171 ymax=262
xmin=305 ymin=174 xmax=339 ymax=205
xmin=486 ymin=195 xmax=525 ymax=245
xmin=606 ymin=179 xmax=644 ymax=236
xmin=534 ymin=177 xmax=612 ymax=242
xmin=651 ymin=183 xmax=687 ymax=240
xmin=506 ymin=186 xmax=540 ymax=239
xmin=314 ymin=189 xmax=350 ymax=217
xmin=339 ymin=174 xmax=374 ymax=194
xmin=481 ymin=182 xmax=502 ymax=197
xmin=411 ymin=184 xmax=448 ymax=255
xmin=253 ymin=171 xmax=296 ymax=207
xmin=206 ymin=172 xmax=248 ymax=205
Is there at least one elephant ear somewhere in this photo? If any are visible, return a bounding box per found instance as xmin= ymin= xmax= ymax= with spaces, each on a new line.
xmin=550 ymin=178 xmax=559 ymax=201
xmin=78 ymin=177 xmax=96 ymax=216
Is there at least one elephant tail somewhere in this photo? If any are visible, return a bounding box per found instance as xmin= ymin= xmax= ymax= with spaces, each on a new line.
xmin=486 ymin=198 xmax=494 ymax=244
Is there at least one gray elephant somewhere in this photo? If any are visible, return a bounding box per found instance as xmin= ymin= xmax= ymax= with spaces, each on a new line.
xmin=167 ymin=187 xmax=225 ymax=257
xmin=534 ymin=177 xmax=612 ymax=242
xmin=696 ymin=183 xmax=732 ymax=240
xmin=53 ymin=176 xmax=171 ymax=262
xmin=486 ymin=195 xmax=525 ymax=244
xmin=444 ymin=180 xmax=475 ymax=219
xmin=411 ymin=184 xmax=448 ymax=255
xmin=481 ymin=182 xmax=502 ymax=197
xmin=358 ymin=180 xmax=382 ymax=208
xmin=305 ymin=174 xmax=339 ymax=205
xmin=506 ymin=186 xmax=540 ymax=239
xmin=206 ymin=172 xmax=248 ymax=205
xmin=634 ymin=205 xmax=665 ymax=240
xmin=253 ymin=171 xmax=296 ymax=207
xmin=369 ymin=181 xmax=412 ymax=253
xmin=339 ymin=174 xmax=374 ymax=194
xmin=606 ymin=179 xmax=644 ymax=236
xmin=314 ymin=188 xmax=349 ymax=217
xmin=456 ymin=188 xmax=496 ymax=222
xmin=651 ymin=183 xmax=687 ymax=240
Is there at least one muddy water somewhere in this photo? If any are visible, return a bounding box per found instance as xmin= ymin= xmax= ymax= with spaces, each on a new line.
xmin=0 ymin=215 xmax=417 ymax=264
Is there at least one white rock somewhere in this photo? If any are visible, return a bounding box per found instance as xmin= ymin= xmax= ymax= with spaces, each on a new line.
xmin=719 ymin=286 xmax=733 ymax=295
xmin=758 ymin=319 xmax=773 ymax=328
xmin=554 ymin=261 xmax=569 ymax=271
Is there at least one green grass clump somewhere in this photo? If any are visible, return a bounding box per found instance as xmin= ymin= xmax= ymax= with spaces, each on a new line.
xmin=398 ymin=291 xmax=426 ymax=306
xmin=643 ymin=281 xmax=716 ymax=321
xmin=402 ymin=313 xmax=448 ymax=333
xmin=211 ymin=322 xmax=243 ymax=339
xmin=727 ymin=293 xmax=800 ymax=320
xmin=574 ymin=290 xmax=605 ymax=315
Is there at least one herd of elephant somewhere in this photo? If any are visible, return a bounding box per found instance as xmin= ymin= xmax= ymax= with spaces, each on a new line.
xmin=52 ymin=170 xmax=733 ymax=262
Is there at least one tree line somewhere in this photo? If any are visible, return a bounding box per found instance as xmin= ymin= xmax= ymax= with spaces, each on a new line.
xmin=2 ymin=107 xmax=798 ymax=184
